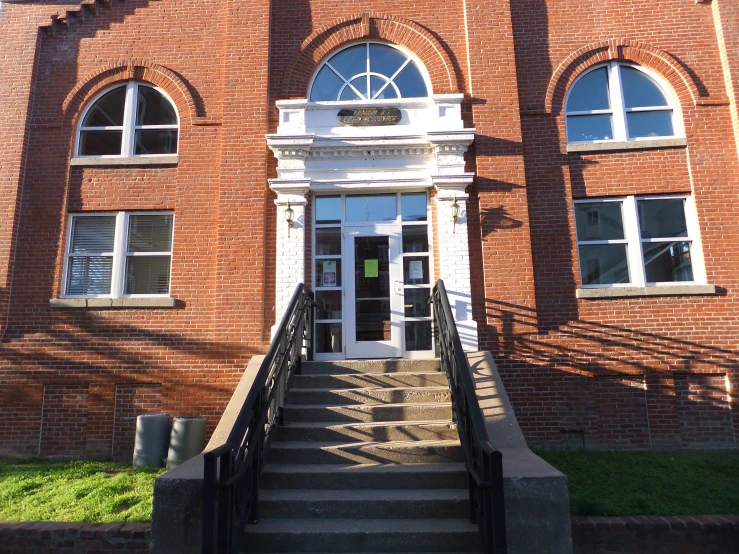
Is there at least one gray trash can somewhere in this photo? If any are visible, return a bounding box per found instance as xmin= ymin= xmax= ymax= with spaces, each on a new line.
xmin=166 ymin=416 xmax=206 ymax=469
xmin=133 ymin=413 xmax=170 ymax=468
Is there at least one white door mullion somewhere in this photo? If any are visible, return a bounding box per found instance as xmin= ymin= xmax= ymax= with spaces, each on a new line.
xmin=623 ymin=196 xmax=645 ymax=286
xmin=121 ymin=83 xmax=137 ymax=157
xmin=610 ymin=63 xmax=628 ymax=141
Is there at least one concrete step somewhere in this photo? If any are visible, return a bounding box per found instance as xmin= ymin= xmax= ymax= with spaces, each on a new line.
xmin=267 ymin=440 xmax=463 ymax=465
xmin=261 ymin=463 xmax=468 ymax=490
xmin=275 ymin=421 xmax=458 ymax=442
xmin=284 ymin=403 xmax=452 ymax=423
xmin=239 ymin=518 xmax=483 ymax=552
xmin=291 ymin=372 xmax=449 ymax=390
xmin=286 ymin=387 xmax=451 ymax=406
xmin=259 ymin=488 xmax=469 ymax=519
xmin=301 ymin=359 xmax=441 ymax=375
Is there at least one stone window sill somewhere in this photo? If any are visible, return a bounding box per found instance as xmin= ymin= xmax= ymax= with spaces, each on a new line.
xmin=576 ymin=285 xmax=716 ymax=299
xmin=70 ymin=155 xmax=178 ymax=167
xmin=50 ymin=297 xmax=177 ymax=309
xmin=567 ymin=138 xmax=687 ymax=153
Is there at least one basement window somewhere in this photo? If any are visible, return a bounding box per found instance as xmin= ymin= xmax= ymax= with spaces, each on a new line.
xmin=63 ymin=212 xmax=174 ymax=298
xmin=75 ymin=82 xmax=179 ymax=159
xmin=574 ymin=195 xmax=706 ymax=288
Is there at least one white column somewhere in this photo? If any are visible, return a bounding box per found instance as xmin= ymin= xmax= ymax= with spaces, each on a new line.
xmin=434 ymin=178 xmax=478 ymax=351
xmin=428 ymin=128 xmax=478 ymax=352
xmin=270 ymin=181 xmax=310 ymax=332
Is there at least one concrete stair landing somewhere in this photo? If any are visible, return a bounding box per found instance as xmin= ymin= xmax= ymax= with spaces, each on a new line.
xmin=240 ymin=359 xmax=482 ymax=553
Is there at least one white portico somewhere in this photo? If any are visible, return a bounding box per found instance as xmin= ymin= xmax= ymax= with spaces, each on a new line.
xmin=267 ymin=41 xmax=477 ymax=359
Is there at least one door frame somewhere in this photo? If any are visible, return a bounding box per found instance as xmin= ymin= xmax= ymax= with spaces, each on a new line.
xmin=311 ymin=191 xmax=436 ymax=361
xmin=343 ymin=223 xmax=403 ymax=359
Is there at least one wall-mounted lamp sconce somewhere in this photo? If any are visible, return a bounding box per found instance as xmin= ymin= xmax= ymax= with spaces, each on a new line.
xmin=285 ymin=202 xmax=294 ymax=237
xmin=450 ymin=197 xmax=460 ymax=233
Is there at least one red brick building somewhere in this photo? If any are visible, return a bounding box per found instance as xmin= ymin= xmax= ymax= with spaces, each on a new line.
xmin=1 ymin=0 xmax=737 ymax=459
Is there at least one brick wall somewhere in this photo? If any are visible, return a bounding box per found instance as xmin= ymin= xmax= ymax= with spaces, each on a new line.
xmin=0 ymin=0 xmax=738 ymax=456
xmin=0 ymin=522 xmax=150 ymax=554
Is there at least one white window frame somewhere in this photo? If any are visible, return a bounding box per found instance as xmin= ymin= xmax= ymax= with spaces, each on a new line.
xmin=308 ymin=41 xmax=433 ymax=104
xmin=62 ymin=211 xmax=175 ymax=298
xmin=574 ymin=194 xmax=706 ymax=288
xmin=75 ymin=82 xmax=179 ymax=159
xmin=565 ymin=62 xmax=682 ymax=144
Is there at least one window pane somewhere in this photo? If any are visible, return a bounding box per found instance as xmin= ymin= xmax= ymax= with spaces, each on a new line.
xmin=402 ymin=226 xmax=428 ymax=253
xmin=574 ymin=202 xmax=625 ymax=241
xmin=566 ymin=114 xmax=614 ymax=142
xmin=328 ymin=45 xmax=366 ymax=81
xmin=403 ymin=256 xmax=429 ymax=285
xmin=71 ymin=216 xmax=116 ymax=253
xmin=79 ymin=130 xmax=123 ymax=156
xmin=404 ymin=288 xmax=431 ymax=317
xmin=637 ymin=199 xmax=688 ymax=238
xmin=578 ymin=244 xmax=630 ymax=285
xmin=369 ymin=44 xmax=406 ymax=78
xmin=393 ymin=63 xmax=428 ymax=98
xmin=134 ymin=129 xmax=178 ymax=155
xmin=315 ymin=323 xmax=342 ymax=353
xmin=370 ymin=76 xmax=397 ymax=100
xmin=310 ymin=65 xmax=344 ymax=101
xmin=620 ymin=66 xmax=669 ymax=108
xmin=128 ymin=214 xmax=173 ymax=252
xmin=315 ymin=290 xmax=342 ymax=319
xmin=405 ymin=320 xmax=432 ymax=351
xmin=125 ymin=255 xmax=171 ymax=294
xmin=315 ymin=228 xmax=341 ymax=256
xmin=340 ymin=80 xmax=364 ymax=101
xmin=643 ymin=241 xmax=693 ymax=283
xmin=316 ymin=258 xmax=341 ymax=287
xmin=566 ymin=67 xmax=610 ymax=112
xmin=315 ymin=197 xmax=341 ymax=224
xmin=82 ymin=86 xmax=126 ymax=127
xmin=401 ymin=193 xmax=427 ymax=221
xmin=136 ymin=86 xmax=177 ymax=125
xmin=67 ymin=256 xmax=113 ymax=296
xmin=626 ymin=111 xmax=674 ymax=139
xmin=346 ymin=195 xmax=397 ymax=222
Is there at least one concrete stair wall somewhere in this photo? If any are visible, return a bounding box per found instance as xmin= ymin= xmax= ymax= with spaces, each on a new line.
xmin=240 ymin=359 xmax=483 ymax=553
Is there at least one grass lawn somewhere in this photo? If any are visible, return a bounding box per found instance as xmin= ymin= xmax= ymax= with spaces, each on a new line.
xmin=0 ymin=460 xmax=165 ymax=523
xmin=534 ymin=449 xmax=739 ymax=517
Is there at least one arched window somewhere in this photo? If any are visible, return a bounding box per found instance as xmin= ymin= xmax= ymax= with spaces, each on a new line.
xmin=309 ymin=42 xmax=429 ymax=102
xmin=77 ymin=82 xmax=179 ymax=157
xmin=565 ymin=63 xmax=677 ymax=143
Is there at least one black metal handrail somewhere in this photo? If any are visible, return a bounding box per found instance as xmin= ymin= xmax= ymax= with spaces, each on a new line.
xmin=202 ymin=284 xmax=315 ymax=554
xmin=431 ymin=280 xmax=507 ymax=553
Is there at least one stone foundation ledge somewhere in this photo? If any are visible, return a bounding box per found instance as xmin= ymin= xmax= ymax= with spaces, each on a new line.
xmin=0 ymin=521 xmax=151 ymax=554
xmin=572 ymin=515 xmax=739 ymax=554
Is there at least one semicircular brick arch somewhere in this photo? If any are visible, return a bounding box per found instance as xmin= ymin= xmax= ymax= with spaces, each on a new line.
xmin=545 ymin=40 xmax=712 ymax=115
xmin=280 ymin=13 xmax=462 ymax=99
xmin=62 ymin=59 xmax=204 ymax=128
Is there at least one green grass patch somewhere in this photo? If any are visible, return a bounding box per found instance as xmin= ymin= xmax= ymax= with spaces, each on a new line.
xmin=0 ymin=460 xmax=165 ymax=523
xmin=533 ymin=449 xmax=739 ymax=517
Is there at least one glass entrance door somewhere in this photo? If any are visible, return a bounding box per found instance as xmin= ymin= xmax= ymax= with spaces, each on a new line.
xmin=344 ymin=225 xmax=403 ymax=358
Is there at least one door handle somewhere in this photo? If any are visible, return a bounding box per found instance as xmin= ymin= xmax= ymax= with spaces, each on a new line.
xmin=394 ymin=281 xmax=404 ymax=295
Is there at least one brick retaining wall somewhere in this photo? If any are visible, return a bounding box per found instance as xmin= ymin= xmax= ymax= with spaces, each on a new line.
xmin=572 ymin=515 xmax=739 ymax=554
xmin=1 ymin=516 xmax=737 ymax=553
xmin=0 ymin=522 xmax=150 ymax=554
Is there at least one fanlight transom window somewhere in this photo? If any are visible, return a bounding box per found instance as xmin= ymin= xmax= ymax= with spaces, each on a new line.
xmin=565 ymin=62 xmax=677 ymax=143
xmin=77 ymin=82 xmax=179 ymax=157
xmin=310 ymin=42 xmax=429 ymax=102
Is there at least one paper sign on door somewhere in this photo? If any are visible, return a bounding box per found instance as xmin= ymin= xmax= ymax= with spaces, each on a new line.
xmin=364 ymin=259 xmax=379 ymax=278
xmin=409 ymin=260 xmax=423 ymax=280
xmin=322 ymin=260 xmax=336 ymax=286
